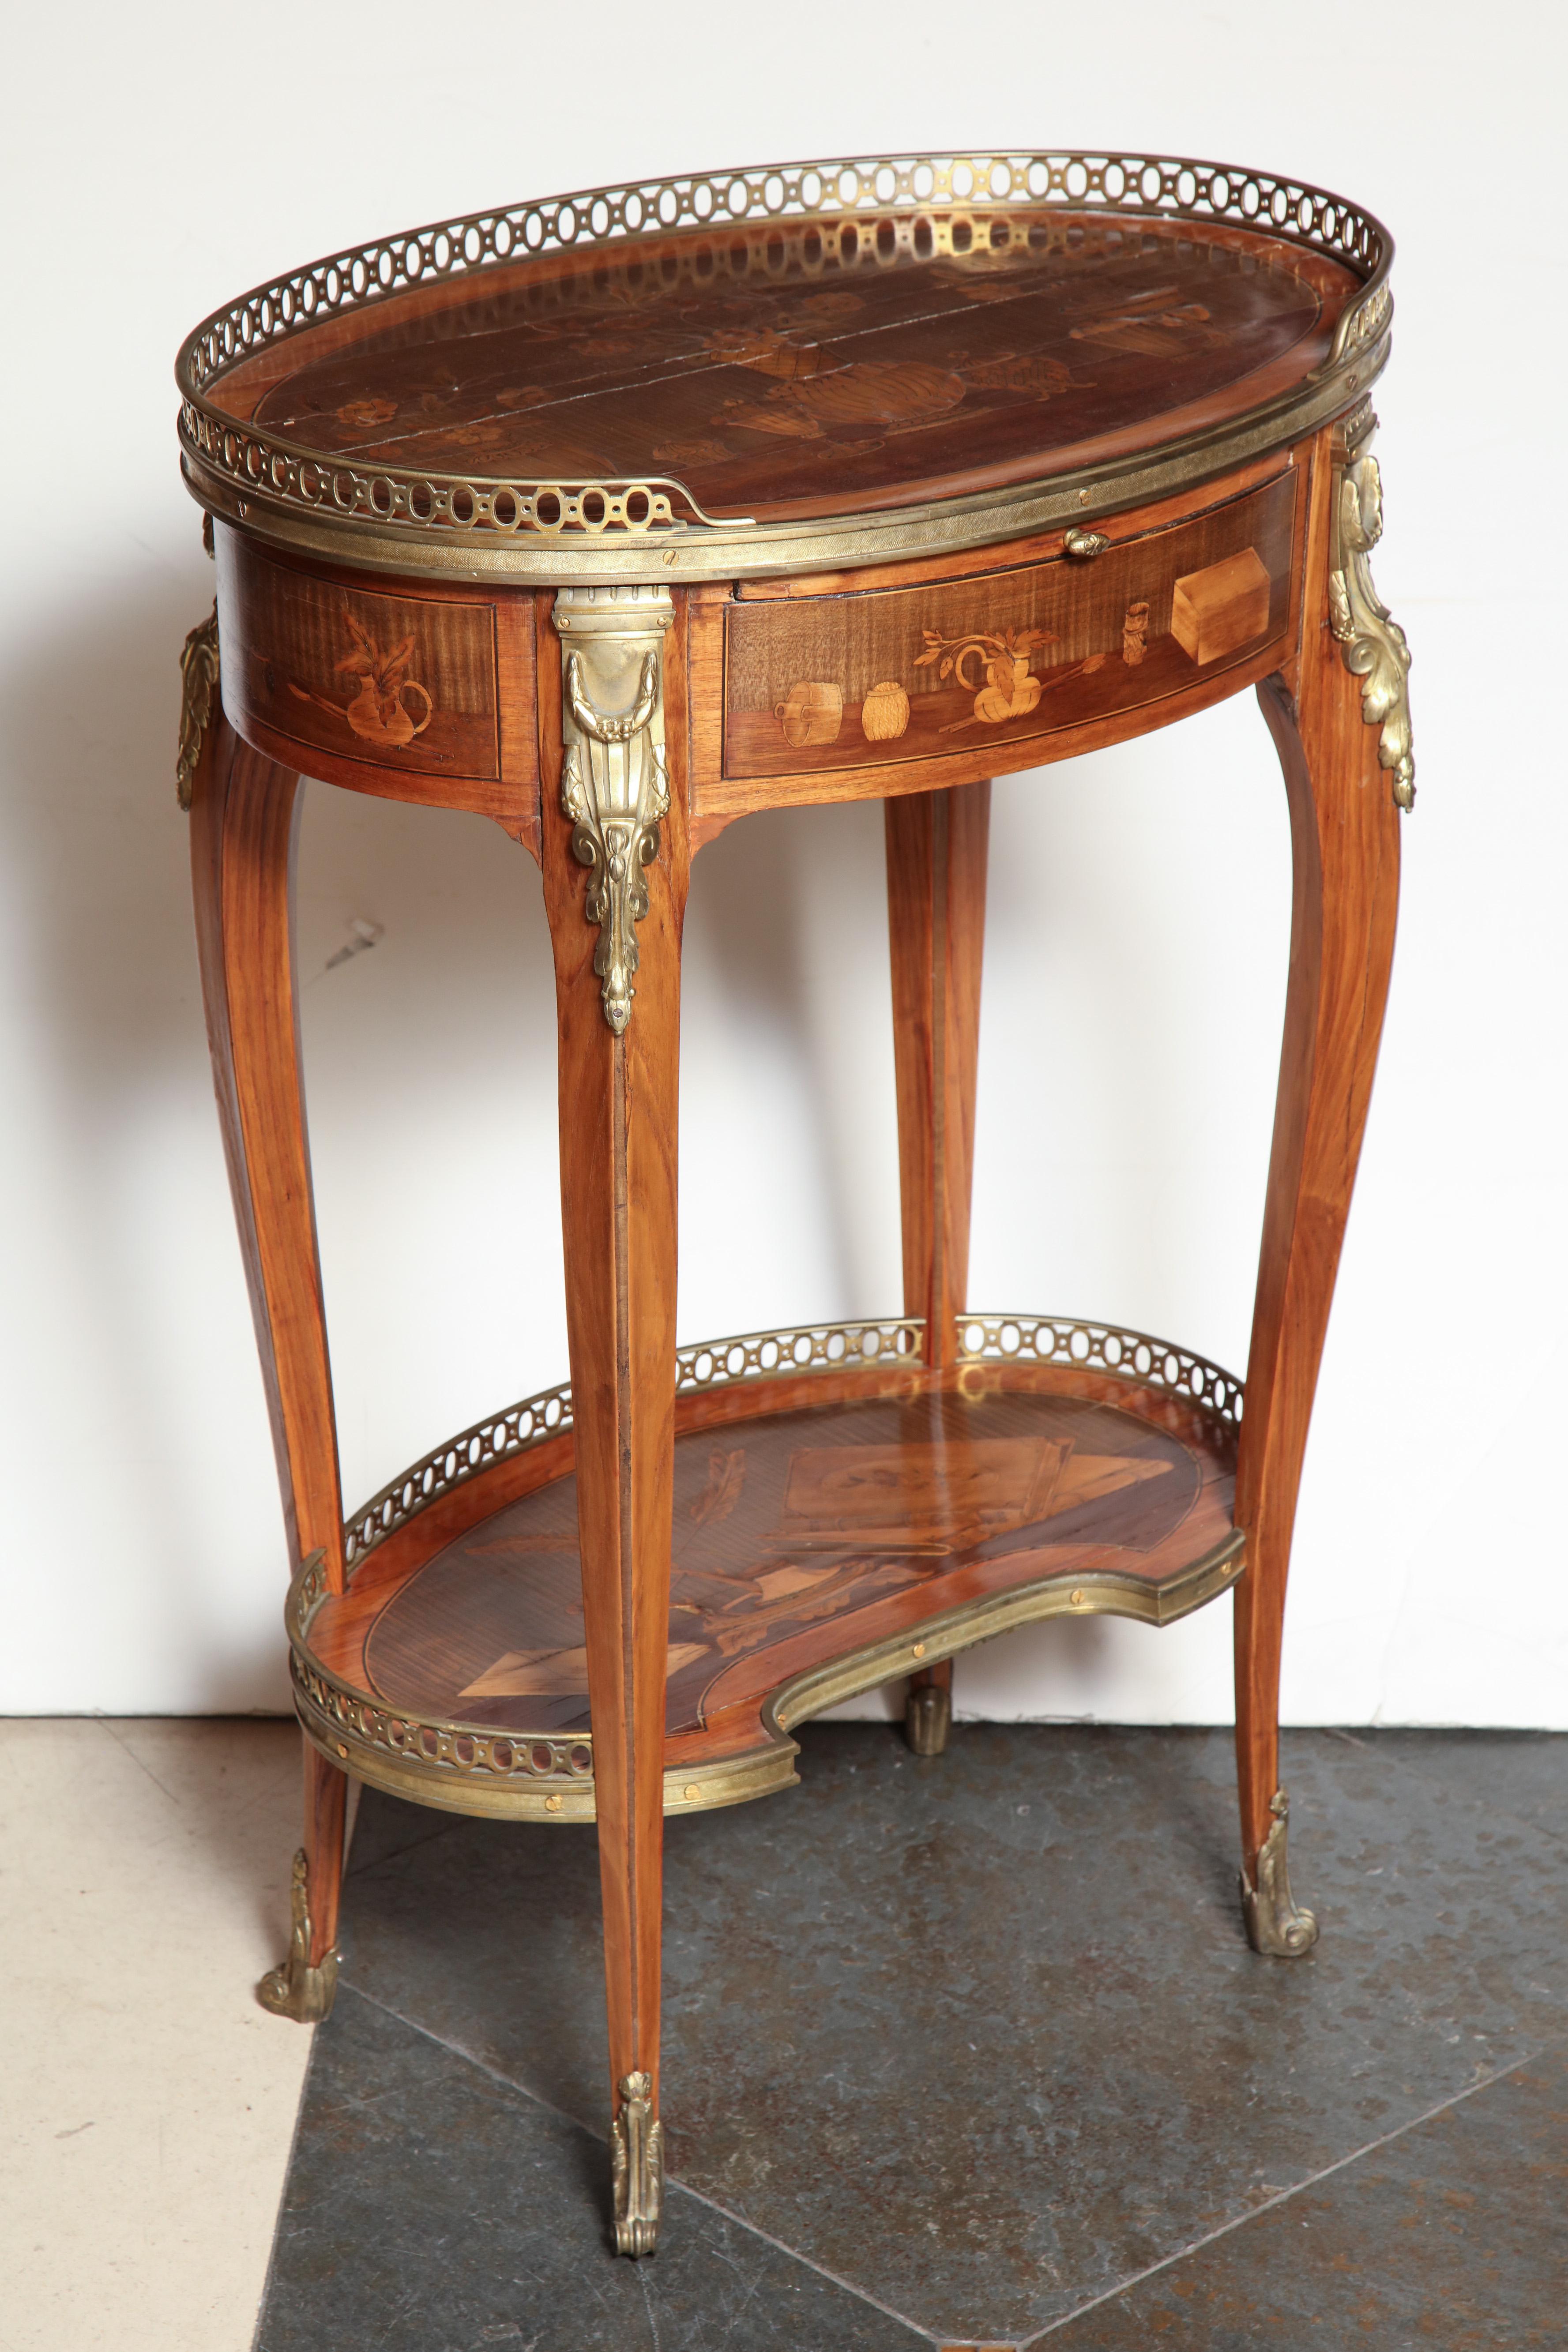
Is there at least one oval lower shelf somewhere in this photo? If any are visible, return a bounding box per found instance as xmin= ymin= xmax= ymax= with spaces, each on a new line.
xmin=292 ymin=1322 xmax=1245 ymax=1822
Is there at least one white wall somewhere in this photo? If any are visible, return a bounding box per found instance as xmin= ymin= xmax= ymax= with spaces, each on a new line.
xmin=1 ymin=2 xmax=1561 ymax=1723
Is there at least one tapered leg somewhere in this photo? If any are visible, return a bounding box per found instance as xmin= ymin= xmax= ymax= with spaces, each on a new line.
xmin=886 ymin=784 xmax=991 ymax=1364
xmin=188 ymin=699 xmax=349 ymax=2016
xmin=886 ymin=783 xmax=990 ymax=1755
xmin=542 ymin=586 xmax=685 ymax=2254
xmin=1236 ymin=425 xmax=1404 ymax=1952
xmin=257 ymin=1747 xmax=347 ymax=2020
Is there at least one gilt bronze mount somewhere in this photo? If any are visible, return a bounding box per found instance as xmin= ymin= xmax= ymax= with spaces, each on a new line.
xmin=906 ymin=1667 xmax=954 ymax=1756
xmin=1329 ymin=416 xmax=1416 ymax=810
xmin=611 ymin=2071 xmax=664 ymax=2256
xmin=1241 ymin=1789 xmax=1320 ymax=1958
xmin=176 ymin=603 xmax=219 ymax=809
xmin=555 ymin=586 xmax=674 ymax=1032
xmin=258 ymin=1849 xmax=339 ymax=2023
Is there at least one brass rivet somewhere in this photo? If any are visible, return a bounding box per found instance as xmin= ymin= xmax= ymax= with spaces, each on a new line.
xmin=684 ymin=1784 xmax=701 ymax=1803
xmin=545 ymin=1793 xmax=563 ymax=1813
xmin=663 ymin=549 xmax=678 ymax=565
xmin=1070 ymin=1589 xmax=1085 ymax=1606
xmin=912 ymin=1642 xmax=927 ymax=1659
xmin=1078 ymin=489 xmax=1090 ymax=506
xmin=336 ymin=1743 xmax=348 ymax=1758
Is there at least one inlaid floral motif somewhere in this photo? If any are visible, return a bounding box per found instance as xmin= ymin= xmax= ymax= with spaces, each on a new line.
xmin=915 ymin=622 xmax=1108 ymax=732
xmin=1069 ymin=296 xmax=1229 ymax=357
xmin=287 ymin=612 xmax=434 ymax=746
xmin=335 ymin=395 xmax=398 ymax=430
xmin=957 ymin=350 xmax=1087 ymax=398
xmin=916 ymin=623 xmax=1054 ymax=722
xmin=719 ymin=359 xmax=966 ymax=442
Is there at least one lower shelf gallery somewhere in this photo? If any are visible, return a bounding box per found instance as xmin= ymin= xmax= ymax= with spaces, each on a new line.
xmin=289 ymin=1317 xmax=1245 ymax=1822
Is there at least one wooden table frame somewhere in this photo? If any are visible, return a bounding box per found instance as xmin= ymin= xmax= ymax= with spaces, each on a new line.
xmin=181 ymin=384 xmax=1408 ymax=2253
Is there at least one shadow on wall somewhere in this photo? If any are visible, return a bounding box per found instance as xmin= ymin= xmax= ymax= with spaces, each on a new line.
xmin=0 ymin=556 xmax=1287 ymax=1721
xmin=0 ymin=567 xmax=276 ymax=1702
xmin=0 ymin=564 xmax=899 ymax=1709
xmin=683 ymin=793 xmax=905 ymax=1330
xmin=291 ymin=757 xmax=905 ymax=1495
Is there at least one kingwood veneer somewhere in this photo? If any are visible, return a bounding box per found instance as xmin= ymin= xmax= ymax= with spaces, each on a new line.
xmin=174 ymin=150 xmax=1413 ymax=2257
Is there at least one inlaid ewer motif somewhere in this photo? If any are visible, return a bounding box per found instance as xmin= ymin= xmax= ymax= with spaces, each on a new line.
xmin=338 ymin=616 xmax=433 ymax=746
xmin=286 ymin=613 xmax=434 ymax=748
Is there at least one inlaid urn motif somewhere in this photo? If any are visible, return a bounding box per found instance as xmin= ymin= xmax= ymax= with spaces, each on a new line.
xmin=861 ymin=680 xmax=910 ymax=741
xmin=338 ymin=615 xmax=432 ymax=746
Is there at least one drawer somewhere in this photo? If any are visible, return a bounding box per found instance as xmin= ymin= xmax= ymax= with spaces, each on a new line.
xmin=722 ymin=470 xmax=1297 ymax=781
xmin=218 ymin=540 xmax=502 ymax=783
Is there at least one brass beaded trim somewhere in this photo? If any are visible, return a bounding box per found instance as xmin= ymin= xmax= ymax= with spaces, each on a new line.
xmin=288 ymin=1550 xmax=595 ymax=1794
xmin=293 ymin=1651 xmax=594 ymax=1786
xmin=677 ymin=1315 xmax=923 ymax=1392
xmin=343 ymin=1379 xmax=575 ymax=1571
xmin=342 ymin=1318 xmax=924 ymax=1573
xmin=956 ymin=1314 xmax=1244 ymax=1429
xmin=288 ymin=1527 xmax=1248 ymax=1822
xmin=177 ymin=149 xmax=1391 ymax=576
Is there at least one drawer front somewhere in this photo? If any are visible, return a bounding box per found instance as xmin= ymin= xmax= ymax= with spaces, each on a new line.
xmin=218 ymin=541 xmax=501 ymax=782
xmin=722 ymin=471 xmax=1296 ymax=779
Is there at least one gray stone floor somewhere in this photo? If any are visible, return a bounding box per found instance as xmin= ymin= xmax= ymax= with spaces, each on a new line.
xmin=256 ymin=1728 xmax=1568 ymax=2348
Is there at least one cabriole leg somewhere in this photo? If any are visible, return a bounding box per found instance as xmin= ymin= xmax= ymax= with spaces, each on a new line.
xmin=186 ymin=681 xmax=350 ymax=2019
xmin=887 ymin=782 xmax=990 ymax=1755
xmin=1237 ymin=414 xmax=1409 ymax=1954
xmin=544 ymin=586 xmax=685 ymax=2254
xmin=259 ymin=1747 xmax=347 ymax=2021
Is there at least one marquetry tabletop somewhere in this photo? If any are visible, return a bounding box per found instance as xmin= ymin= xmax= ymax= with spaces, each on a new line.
xmin=178 ymin=151 xmax=1391 ymax=580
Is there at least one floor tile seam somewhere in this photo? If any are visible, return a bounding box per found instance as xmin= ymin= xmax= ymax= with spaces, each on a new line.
xmin=1434 ymin=1798 xmax=1568 ymax=1853
xmin=343 ymin=1784 xmax=457 ymax=1882
xmin=1316 ymin=1727 xmax=1568 ymax=1851
xmin=345 ymin=1820 xmax=460 ymax=1880
xmin=250 ymin=2017 xmax=327 ymax=2352
xmin=88 ymin=1711 xmax=185 ymax=1807
xmin=335 ymin=1982 xmax=944 ymax=2344
xmin=1014 ymin=2050 xmax=1542 ymax=2346
xmin=318 ymin=1984 xmax=1564 ymax=2345
xmin=338 ymin=1980 xmax=605 ymax=2145
xmin=658 ymin=2167 xmax=946 ymax=2343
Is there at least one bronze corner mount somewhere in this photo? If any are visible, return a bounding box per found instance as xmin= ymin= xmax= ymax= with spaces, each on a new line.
xmin=554 ymin=586 xmax=676 ymax=1033
xmin=1327 ymin=419 xmax=1415 ymax=812
xmin=1241 ymin=1789 xmax=1320 ymax=1957
xmin=176 ymin=603 xmax=220 ymax=812
xmin=610 ymin=2070 xmax=664 ymax=2255
xmin=257 ymin=1849 xmax=340 ymax=2022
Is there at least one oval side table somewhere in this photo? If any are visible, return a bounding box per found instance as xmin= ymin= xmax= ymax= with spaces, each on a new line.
xmin=174 ymin=150 xmax=1412 ymax=2257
